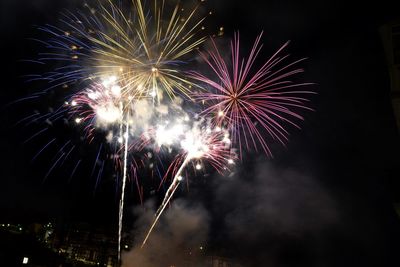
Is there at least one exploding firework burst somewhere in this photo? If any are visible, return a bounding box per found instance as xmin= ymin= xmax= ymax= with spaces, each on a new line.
xmin=34 ymin=0 xmax=206 ymax=101
xmin=191 ymin=32 xmax=314 ymax=157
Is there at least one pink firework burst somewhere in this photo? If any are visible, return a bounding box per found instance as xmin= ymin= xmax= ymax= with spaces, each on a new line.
xmin=191 ymin=32 xmax=315 ymax=157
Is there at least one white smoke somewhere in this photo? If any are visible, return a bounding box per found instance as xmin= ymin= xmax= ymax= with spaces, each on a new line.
xmin=122 ymin=199 xmax=209 ymax=267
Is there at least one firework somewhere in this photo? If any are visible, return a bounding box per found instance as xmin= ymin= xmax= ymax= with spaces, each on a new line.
xmin=126 ymin=0 xmax=206 ymax=100
xmin=191 ymin=32 xmax=314 ymax=157
xmin=35 ymin=0 xmax=206 ymax=101
xmin=141 ymin=119 xmax=235 ymax=247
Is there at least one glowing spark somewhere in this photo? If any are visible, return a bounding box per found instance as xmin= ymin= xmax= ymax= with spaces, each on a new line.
xmin=87 ymin=91 xmax=99 ymax=100
xmin=149 ymin=90 xmax=157 ymax=98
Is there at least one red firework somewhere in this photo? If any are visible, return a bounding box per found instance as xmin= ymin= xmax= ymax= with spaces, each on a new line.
xmin=191 ymin=32 xmax=315 ymax=157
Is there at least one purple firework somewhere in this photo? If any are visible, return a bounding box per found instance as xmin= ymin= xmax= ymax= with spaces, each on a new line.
xmin=191 ymin=32 xmax=315 ymax=157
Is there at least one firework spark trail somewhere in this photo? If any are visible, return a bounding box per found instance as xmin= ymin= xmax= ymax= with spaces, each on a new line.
xmin=156 ymin=155 xmax=189 ymax=216
xmin=141 ymin=120 xmax=235 ymax=247
xmin=118 ymin=111 xmax=130 ymax=263
xmin=140 ymin=155 xmax=190 ymax=248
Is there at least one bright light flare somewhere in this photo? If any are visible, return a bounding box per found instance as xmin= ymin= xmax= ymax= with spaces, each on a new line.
xmin=155 ymin=122 xmax=185 ymax=147
xmin=111 ymin=85 xmax=122 ymax=97
xmin=95 ymin=103 xmax=122 ymax=124
xmin=181 ymin=129 xmax=210 ymax=159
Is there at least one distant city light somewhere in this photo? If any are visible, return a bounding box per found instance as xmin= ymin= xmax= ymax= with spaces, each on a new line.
xmin=22 ymin=257 xmax=29 ymax=264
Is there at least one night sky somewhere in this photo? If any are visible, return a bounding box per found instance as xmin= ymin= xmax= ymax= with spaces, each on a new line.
xmin=1 ymin=0 xmax=400 ymax=266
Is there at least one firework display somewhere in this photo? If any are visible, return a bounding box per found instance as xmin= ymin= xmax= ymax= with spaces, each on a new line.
xmin=23 ymin=0 xmax=313 ymax=262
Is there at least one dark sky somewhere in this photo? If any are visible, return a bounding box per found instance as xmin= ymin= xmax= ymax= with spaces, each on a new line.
xmin=1 ymin=0 xmax=400 ymax=266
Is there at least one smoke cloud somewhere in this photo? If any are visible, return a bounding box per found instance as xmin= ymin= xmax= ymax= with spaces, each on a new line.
xmin=217 ymin=161 xmax=337 ymax=234
xmin=122 ymin=199 xmax=209 ymax=267
xmin=122 ymin=158 xmax=340 ymax=266
xmin=211 ymin=159 xmax=339 ymax=265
